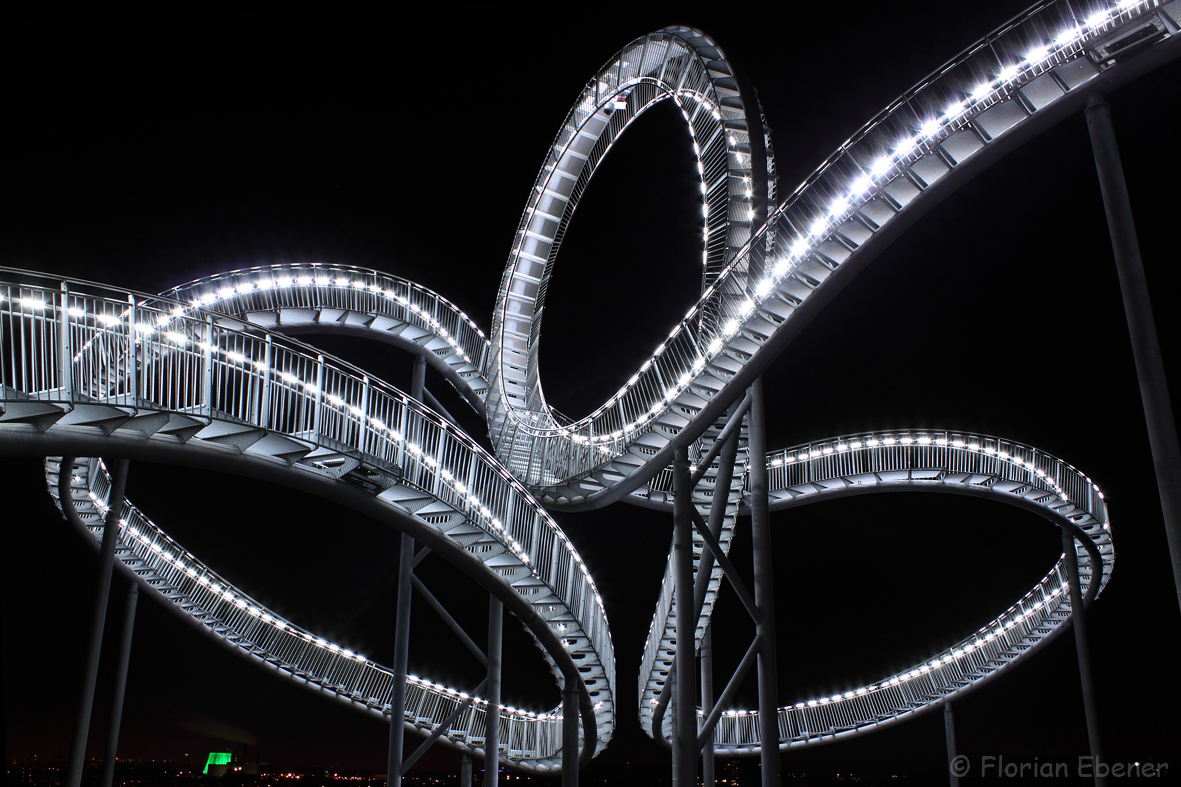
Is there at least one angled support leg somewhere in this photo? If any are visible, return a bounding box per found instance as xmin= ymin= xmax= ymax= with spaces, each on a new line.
xmin=66 ymin=457 xmax=129 ymax=787
xmin=1062 ymin=525 xmax=1106 ymax=787
xmin=99 ymin=579 xmax=138 ymax=787
xmin=387 ymin=531 xmax=414 ymax=787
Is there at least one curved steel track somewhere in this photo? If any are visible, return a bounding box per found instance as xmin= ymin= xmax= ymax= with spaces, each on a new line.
xmin=3 ymin=0 xmax=1177 ymax=768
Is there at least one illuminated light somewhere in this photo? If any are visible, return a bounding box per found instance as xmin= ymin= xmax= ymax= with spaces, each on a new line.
xmin=235 ymin=283 xmax=254 ymax=294
xmin=165 ymin=331 xmax=187 ymax=345
xmin=1086 ymin=10 xmax=1110 ymax=28
xmin=226 ymin=351 xmax=246 ymax=364
xmin=971 ymin=82 xmax=992 ymax=101
xmin=809 ymin=216 xmax=828 ymax=236
xmin=900 ymin=436 xmax=914 ymax=445
xmin=822 ymin=447 xmax=833 ymax=456
xmin=952 ymin=440 xmax=965 ymax=448
xmin=850 ymin=441 xmax=863 ymax=450
xmin=919 ymin=119 xmax=942 ymax=138
xmin=155 ymin=314 xmax=171 ymax=327
xmin=790 ymin=238 xmax=810 ymax=257
xmin=828 ymin=196 xmax=848 ymax=215
xmin=870 ymin=156 xmax=892 ymax=176
xmin=1025 ymin=44 xmax=1050 ymax=63
xmin=755 ymin=278 xmax=773 ymax=297
xmin=997 ymin=64 xmax=1019 ymax=82
xmin=944 ymin=100 xmax=966 ymax=118
xmin=917 ymin=436 xmax=931 ymax=445
xmin=1056 ymin=27 xmax=1082 ymax=45
xmin=866 ymin=439 xmax=880 ymax=447
xmin=200 ymin=293 xmax=216 ymax=305
xmin=68 ymin=306 xmax=87 ymax=318
xmin=849 ymin=174 xmax=872 ymax=193
xmin=314 ymin=276 xmax=330 ymax=286
xmin=257 ymin=278 xmax=274 ymax=290
xmin=883 ymin=437 xmax=897 ymax=446
xmin=19 ymin=297 xmax=46 ymax=310
xmin=893 ymin=136 xmax=916 ymax=156
xmin=217 ymin=286 xmax=235 ymax=299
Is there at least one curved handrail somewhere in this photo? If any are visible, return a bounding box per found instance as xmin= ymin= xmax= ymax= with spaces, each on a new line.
xmin=0 ymin=275 xmax=614 ymax=771
xmin=639 ymin=429 xmax=1113 ymax=751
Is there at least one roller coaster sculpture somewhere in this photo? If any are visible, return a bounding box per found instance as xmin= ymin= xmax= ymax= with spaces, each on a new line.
xmin=3 ymin=1 xmax=1177 ymax=783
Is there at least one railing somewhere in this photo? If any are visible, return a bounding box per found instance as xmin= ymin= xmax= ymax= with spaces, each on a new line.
xmin=636 ymin=428 xmax=1113 ymax=749
xmin=485 ymin=0 xmax=1171 ymax=491
xmin=1 ymin=271 xmax=615 ymax=768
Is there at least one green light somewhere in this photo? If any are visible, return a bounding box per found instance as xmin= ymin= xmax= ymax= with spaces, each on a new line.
xmin=203 ymin=753 xmax=232 ymax=775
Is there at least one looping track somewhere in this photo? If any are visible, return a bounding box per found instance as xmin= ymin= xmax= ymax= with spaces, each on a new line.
xmin=4 ymin=0 xmax=1178 ymax=767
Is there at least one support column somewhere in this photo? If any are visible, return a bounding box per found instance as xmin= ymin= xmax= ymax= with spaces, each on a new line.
xmin=944 ymin=702 xmax=959 ymax=787
xmin=99 ymin=580 xmax=139 ymax=787
xmin=66 ymin=458 xmax=129 ymax=787
xmin=486 ymin=597 xmax=503 ymax=787
xmin=1062 ymin=527 xmax=1106 ymax=787
xmin=1085 ymin=94 xmax=1181 ymax=616
xmin=562 ymin=684 xmax=579 ymax=787
xmin=672 ymin=445 xmax=697 ymax=786
xmin=460 ymin=754 xmax=472 ymax=787
xmin=411 ymin=355 xmax=427 ymax=404
xmin=748 ymin=378 xmax=781 ymax=787
xmin=701 ymin=624 xmax=715 ymax=787
xmin=387 ymin=532 xmax=414 ymax=787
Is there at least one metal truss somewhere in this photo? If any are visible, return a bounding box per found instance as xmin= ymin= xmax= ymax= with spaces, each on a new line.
xmin=3 ymin=0 xmax=1179 ymax=781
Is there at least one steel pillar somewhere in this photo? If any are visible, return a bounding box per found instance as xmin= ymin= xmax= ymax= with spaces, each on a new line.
xmin=387 ymin=531 xmax=414 ymax=787
xmin=66 ymin=457 xmax=129 ymax=787
xmin=99 ymin=579 xmax=138 ymax=787
xmin=1062 ymin=527 xmax=1106 ymax=787
xmin=701 ymin=624 xmax=715 ymax=787
xmin=562 ymin=685 xmax=579 ymax=787
xmin=1085 ymin=94 xmax=1181 ymax=617
xmin=672 ymin=444 xmax=698 ymax=785
xmin=411 ymin=355 xmax=426 ymax=404
xmin=460 ymin=754 xmax=472 ymax=787
xmin=944 ymin=701 xmax=959 ymax=787
xmin=748 ymin=378 xmax=781 ymax=786
xmin=486 ymin=597 xmax=503 ymax=787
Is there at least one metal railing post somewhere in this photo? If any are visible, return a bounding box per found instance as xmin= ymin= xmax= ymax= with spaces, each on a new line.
xmin=66 ymin=458 xmax=130 ymax=787
xmin=1085 ymin=94 xmax=1181 ymax=617
xmin=749 ymin=377 xmax=781 ymax=786
xmin=58 ymin=282 xmax=73 ymax=407
xmin=99 ymin=580 xmax=139 ymax=787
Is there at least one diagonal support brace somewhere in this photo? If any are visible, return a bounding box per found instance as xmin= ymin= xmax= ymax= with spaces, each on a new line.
xmin=401 ymin=677 xmax=489 ymax=775
xmin=411 ymin=574 xmax=488 ymax=668
xmin=692 ymin=509 xmax=759 ymax=624
xmin=697 ymin=636 xmax=761 ymax=750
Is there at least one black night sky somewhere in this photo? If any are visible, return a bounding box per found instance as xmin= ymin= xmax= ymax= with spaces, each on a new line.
xmin=4 ymin=5 xmax=1179 ymax=783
